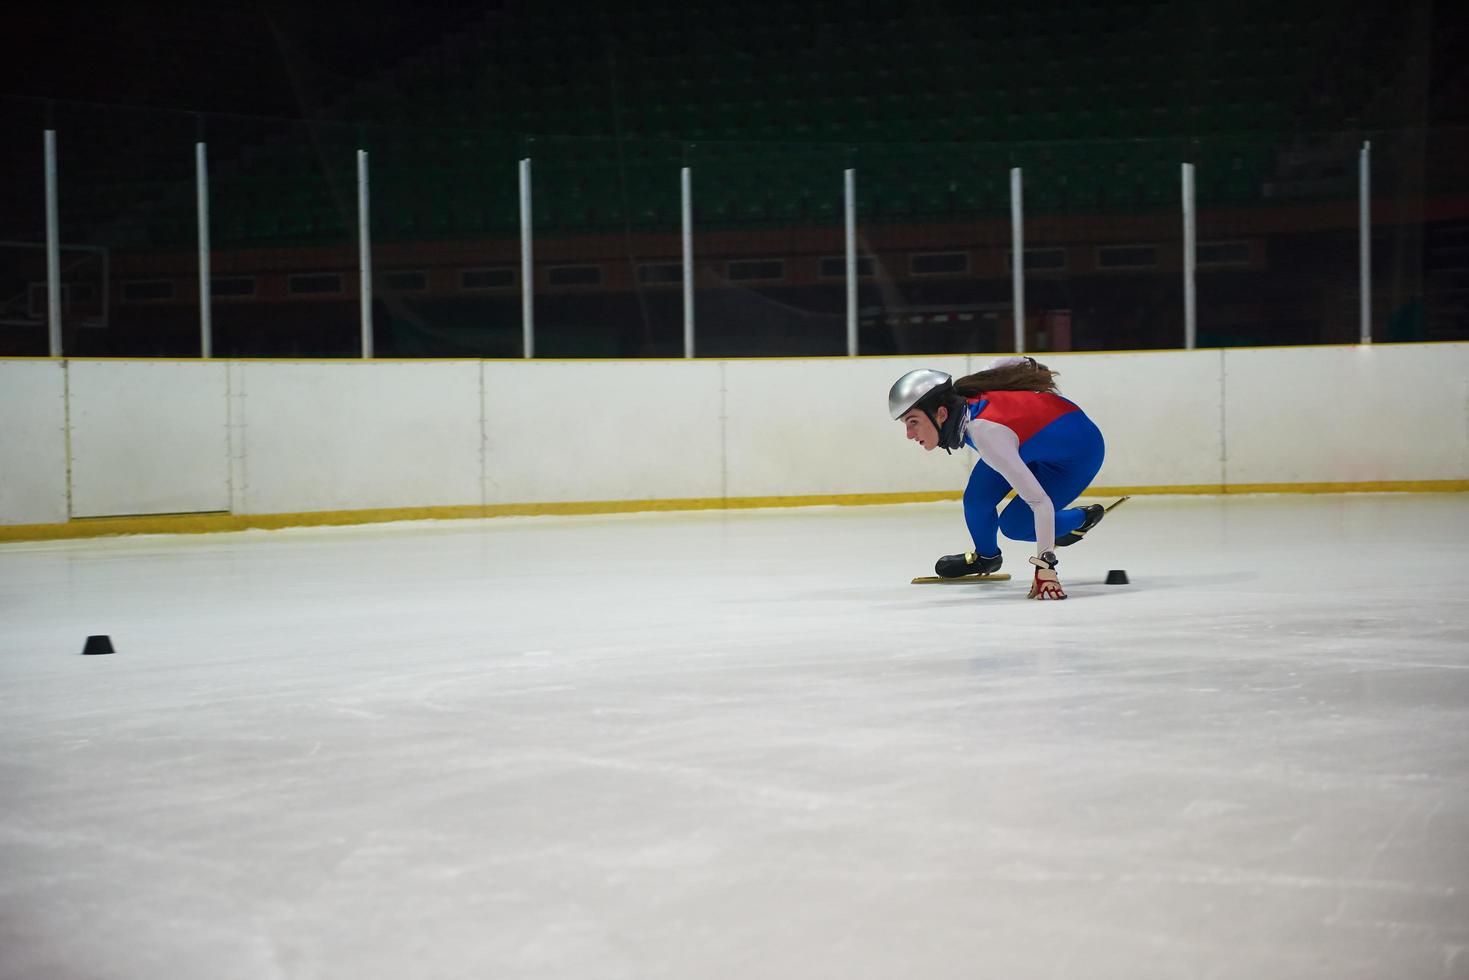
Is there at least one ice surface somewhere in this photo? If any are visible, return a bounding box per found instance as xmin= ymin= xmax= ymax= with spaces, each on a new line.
xmin=2 ymin=494 xmax=1467 ymax=979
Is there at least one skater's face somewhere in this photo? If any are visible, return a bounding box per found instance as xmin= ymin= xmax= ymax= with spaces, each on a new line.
xmin=901 ymin=405 xmax=946 ymax=451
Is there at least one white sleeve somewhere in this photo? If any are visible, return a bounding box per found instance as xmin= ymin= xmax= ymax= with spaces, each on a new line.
xmin=986 ymin=355 xmax=1035 ymax=370
xmin=967 ymin=418 xmax=1055 ymax=555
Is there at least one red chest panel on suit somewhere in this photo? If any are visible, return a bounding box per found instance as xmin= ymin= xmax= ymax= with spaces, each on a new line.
xmin=968 ymin=390 xmax=1079 ymax=445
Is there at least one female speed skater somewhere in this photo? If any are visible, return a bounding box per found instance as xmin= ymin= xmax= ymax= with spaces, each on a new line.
xmin=889 ymin=356 xmax=1107 ymax=600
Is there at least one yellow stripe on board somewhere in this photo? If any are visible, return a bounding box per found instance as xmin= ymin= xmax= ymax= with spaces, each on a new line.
xmin=1090 ymin=480 xmax=1469 ymax=496
xmin=2 ymin=480 xmax=1465 ymax=543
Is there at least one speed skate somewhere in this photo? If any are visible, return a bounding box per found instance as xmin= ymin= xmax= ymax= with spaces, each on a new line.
xmin=910 ymin=496 xmax=1131 ymax=584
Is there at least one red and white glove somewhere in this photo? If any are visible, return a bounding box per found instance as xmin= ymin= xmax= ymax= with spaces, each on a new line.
xmin=1028 ymin=552 xmax=1067 ymax=600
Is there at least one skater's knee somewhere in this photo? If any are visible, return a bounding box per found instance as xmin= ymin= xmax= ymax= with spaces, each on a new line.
xmin=998 ymin=503 xmax=1034 ymax=540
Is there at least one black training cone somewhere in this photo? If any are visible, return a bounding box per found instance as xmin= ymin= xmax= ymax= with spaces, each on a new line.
xmin=82 ymin=635 xmax=114 ymax=655
xmin=1105 ymin=570 xmax=1129 ymax=585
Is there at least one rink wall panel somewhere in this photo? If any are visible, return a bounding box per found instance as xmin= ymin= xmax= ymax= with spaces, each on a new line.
xmin=231 ymin=361 xmax=483 ymax=515
xmin=1 ymin=344 xmax=1466 ymax=536
xmin=480 ymin=360 xmax=725 ymax=504
xmin=722 ymin=356 xmax=974 ymax=497
xmin=1221 ymin=345 xmax=1469 ymax=485
xmin=66 ymin=360 xmax=231 ymax=518
xmin=0 ymin=360 xmax=68 ymax=526
xmin=1056 ymin=350 xmax=1226 ymax=490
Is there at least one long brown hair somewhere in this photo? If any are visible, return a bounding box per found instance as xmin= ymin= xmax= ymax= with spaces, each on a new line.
xmin=953 ymin=357 xmax=1059 ymax=397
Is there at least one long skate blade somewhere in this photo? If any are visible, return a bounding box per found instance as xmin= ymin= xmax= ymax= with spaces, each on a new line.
xmin=1104 ymin=495 xmax=1132 ymax=513
xmin=911 ymin=573 xmax=1012 ymax=584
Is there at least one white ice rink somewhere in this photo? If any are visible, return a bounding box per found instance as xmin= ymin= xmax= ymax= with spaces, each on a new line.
xmin=2 ymin=493 xmax=1467 ymax=979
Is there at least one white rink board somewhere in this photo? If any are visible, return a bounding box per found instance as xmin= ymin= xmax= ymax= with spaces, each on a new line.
xmin=481 ymin=360 xmax=724 ymax=504
xmin=67 ymin=360 xmax=229 ymax=518
xmin=724 ymin=351 xmax=1229 ymax=498
xmin=723 ymin=356 xmax=974 ymax=497
xmin=234 ymin=361 xmax=482 ymax=514
xmin=1223 ymin=343 xmax=1469 ymax=484
xmin=2 ymin=345 xmax=1468 ymax=528
xmin=1057 ymin=349 xmax=1225 ymax=489
xmin=0 ymin=360 xmax=68 ymax=525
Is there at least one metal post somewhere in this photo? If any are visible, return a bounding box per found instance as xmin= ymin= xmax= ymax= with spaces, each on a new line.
xmin=681 ymin=166 xmax=694 ymax=358
xmin=844 ymin=168 xmax=857 ymax=356
xmin=1359 ymin=140 xmax=1372 ymax=345
xmin=1182 ymin=162 xmax=1197 ymax=350
xmin=1009 ymin=167 xmax=1025 ymax=353
xmin=44 ymin=129 xmax=61 ymax=357
xmin=357 ymin=149 xmax=373 ymax=359
xmin=519 ymin=158 xmax=534 ymax=359
xmin=196 ymin=141 xmax=213 ymax=358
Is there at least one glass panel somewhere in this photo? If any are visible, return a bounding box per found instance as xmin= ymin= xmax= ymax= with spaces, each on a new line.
xmin=520 ymin=134 xmax=689 ymax=358
xmin=1423 ymin=125 xmax=1469 ymax=343
xmin=1371 ymin=127 xmax=1430 ymax=344
xmin=855 ymin=140 xmax=1012 ymax=356
xmin=0 ymin=98 xmax=51 ymax=356
xmin=363 ymin=122 xmax=521 ymax=357
xmin=206 ymin=116 xmax=360 ymax=357
xmin=10 ymin=101 xmax=202 ymax=356
xmin=1030 ymin=136 xmax=1185 ymax=352
xmin=681 ymin=139 xmax=852 ymax=357
xmin=1193 ymin=130 xmax=1353 ymax=348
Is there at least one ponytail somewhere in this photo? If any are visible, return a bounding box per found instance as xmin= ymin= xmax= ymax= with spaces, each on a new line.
xmin=953 ymin=356 xmax=1059 ymax=397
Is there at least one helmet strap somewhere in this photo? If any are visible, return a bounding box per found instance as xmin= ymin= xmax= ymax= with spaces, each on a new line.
xmin=935 ymin=395 xmax=967 ymax=453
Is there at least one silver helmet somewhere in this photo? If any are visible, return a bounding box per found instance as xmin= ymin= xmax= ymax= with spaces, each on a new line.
xmin=888 ymin=369 xmax=953 ymax=419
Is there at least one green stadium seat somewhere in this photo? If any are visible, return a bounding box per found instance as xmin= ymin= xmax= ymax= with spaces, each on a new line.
xmin=94 ymin=1 xmax=1327 ymax=243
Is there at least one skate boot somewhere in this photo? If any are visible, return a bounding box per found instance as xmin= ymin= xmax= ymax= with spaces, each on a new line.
xmin=935 ymin=550 xmax=1003 ymax=578
xmin=1055 ymin=504 xmax=1105 ymax=547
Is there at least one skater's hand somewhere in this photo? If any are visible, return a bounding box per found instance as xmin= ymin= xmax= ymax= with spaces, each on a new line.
xmin=1028 ymin=552 xmax=1066 ymax=600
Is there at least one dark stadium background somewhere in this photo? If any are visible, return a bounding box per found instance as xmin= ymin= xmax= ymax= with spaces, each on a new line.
xmin=4 ymin=0 xmax=1466 ymax=357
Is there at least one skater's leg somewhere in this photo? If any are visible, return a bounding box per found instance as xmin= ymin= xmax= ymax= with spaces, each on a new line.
xmin=998 ymin=414 xmax=1106 ymax=543
xmin=962 ymin=459 xmax=1011 ymax=556
xmin=997 ymin=465 xmax=1091 ymax=541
